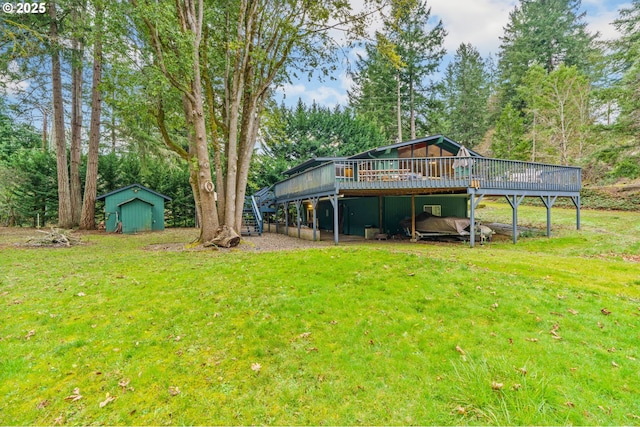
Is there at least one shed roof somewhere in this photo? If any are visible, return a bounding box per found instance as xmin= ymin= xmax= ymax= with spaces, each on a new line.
xmin=348 ymin=134 xmax=484 ymax=159
xmin=96 ymin=183 xmax=172 ymax=201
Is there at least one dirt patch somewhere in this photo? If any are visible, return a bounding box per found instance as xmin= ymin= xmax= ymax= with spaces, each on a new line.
xmin=146 ymin=232 xmax=333 ymax=253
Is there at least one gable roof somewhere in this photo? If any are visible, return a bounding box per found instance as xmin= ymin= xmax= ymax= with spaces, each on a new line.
xmin=347 ymin=134 xmax=483 ymax=159
xmin=283 ymin=157 xmax=346 ymax=176
xmin=96 ymin=183 xmax=172 ymax=201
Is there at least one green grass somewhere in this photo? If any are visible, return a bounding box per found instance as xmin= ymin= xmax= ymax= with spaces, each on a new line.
xmin=1 ymin=203 xmax=639 ymax=425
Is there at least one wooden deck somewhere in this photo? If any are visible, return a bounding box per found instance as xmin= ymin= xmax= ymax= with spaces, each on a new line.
xmin=273 ymin=157 xmax=581 ymax=202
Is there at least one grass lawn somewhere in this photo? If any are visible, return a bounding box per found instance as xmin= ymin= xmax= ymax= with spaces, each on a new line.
xmin=1 ymin=202 xmax=639 ymax=425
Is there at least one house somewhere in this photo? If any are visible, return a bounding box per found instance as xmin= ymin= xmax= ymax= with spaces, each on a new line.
xmin=262 ymin=135 xmax=581 ymax=247
xmin=96 ymin=184 xmax=171 ymax=234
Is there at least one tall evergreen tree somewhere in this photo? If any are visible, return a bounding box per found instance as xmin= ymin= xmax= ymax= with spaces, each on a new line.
xmin=349 ymin=0 xmax=446 ymax=142
xmin=441 ymin=43 xmax=492 ymax=148
xmin=497 ymin=0 xmax=597 ymax=110
xmin=609 ymin=0 xmax=640 ymax=138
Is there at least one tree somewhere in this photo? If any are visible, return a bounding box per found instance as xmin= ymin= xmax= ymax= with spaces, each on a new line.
xmin=491 ymin=102 xmax=529 ymax=160
xmin=128 ymin=0 xmax=368 ymax=243
xmin=79 ymin=0 xmax=104 ymax=230
xmin=609 ymin=0 xmax=640 ymax=138
xmin=519 ymin=64 xmax=592 ymax=165
xmin=441 ymin=43 xmax=492 ymax=148
xmin=497 ymin=0 xmax=597 ymax=110
xmin=350 ymin=0 xmax=446 ymax=142
xmin=49 ymin=0 xmax=73 ymax=228
xmin=252 ymin=100 xmax=387 ymax=190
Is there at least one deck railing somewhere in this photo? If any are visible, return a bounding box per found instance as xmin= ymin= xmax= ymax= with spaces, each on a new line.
xmin=274 ymin=157 xmax=581 ymax=200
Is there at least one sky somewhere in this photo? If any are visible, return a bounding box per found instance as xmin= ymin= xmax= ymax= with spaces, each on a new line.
xmin=275 ymin=0 xmax=632 ymax=108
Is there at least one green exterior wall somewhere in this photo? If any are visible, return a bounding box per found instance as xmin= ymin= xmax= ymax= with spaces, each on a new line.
xmin=382 ymin=195 xmax=467 ymax=235
xmin=315 ymin=195 xmax=468 ymax=237
xmin=103 ymin=185 xmax=167 ymax=233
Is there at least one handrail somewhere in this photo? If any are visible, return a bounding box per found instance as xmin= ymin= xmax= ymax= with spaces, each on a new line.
xmin=250 ymin=195 xmax=262 ymax=235
xmin=273 ymin=157 xmax=581 ymax=201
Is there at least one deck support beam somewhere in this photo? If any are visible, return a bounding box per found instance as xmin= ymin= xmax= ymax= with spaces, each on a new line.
xmin=329 ymin=194 xmax=339 ymax=245
xmin=295 ymin=200 xmax=302 ymax=238
xmin=284 ymin=202 xmax=289 ymax=236
xmin=571 ymin=195 xmax=581 ymax=230
xmin=378 ymin=196 xmax=383 ymax=235
xmin=505 ymin=194 xmax=525 ymax=244
xmin=310 ymin=197 xmax=319 ymax=241
xmin=468 ymin=192 xmax=485 ymax=247
xmin=411 ymin=195 xmax=416 ymax=242
xmin=540 ymin=195 xmax=558 ymax=237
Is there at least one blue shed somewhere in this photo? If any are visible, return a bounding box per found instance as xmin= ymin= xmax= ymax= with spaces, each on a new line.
xmin=96 ymin=184 xmax=171 ymax=233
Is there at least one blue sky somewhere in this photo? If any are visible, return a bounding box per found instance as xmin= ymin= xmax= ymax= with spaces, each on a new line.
xmin=275 ymin=0 xmax=631 ymax=108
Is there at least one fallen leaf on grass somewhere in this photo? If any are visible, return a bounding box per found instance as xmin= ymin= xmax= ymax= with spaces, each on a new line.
xmin=36 ymin=400 xmax=50 ymax=409
xmin=516 ymin=367 xmax=527 ymax=375
xmin=77 ymin=292 xmax=86 ymax=297
xmin=99 ymin=393 xmax=116 ymax=408
xmin=612 ymin=361 xmax=619 ymax=368
xmin=298 ymin=332 xmax=311 ymax=339
xmin=565 ymin=401 xmax=575 ymax=408
xmin=251 ymin=363 xmax=261 ymax=372
xmin=455 ymin=345 xmax=466 ymax=356
xmin=627 ymin=413 xmax=640 ymax=420
xmin=168 ymin=386 xmax=180 ymax=396
xmin=568 ymin=309 xmax=578 ymax=315
xmin=53 ymin=415 xmax=64 ymax=426
xmin=118 ymin=378 xmax=131 ymax=392
xmin=598 ymin=321 xmax=604 ymax=329
xmin=64 ymin=388 xmax=82 ymax=402
xmin=525 ymin=338 xmax=539 ymax=342
xmin=453 ymin=406 xmax=466 ymax=415
xmin=25 ymin=330 xmax=35 ymax=340
xmin=512 ymin=383 xmax=522 ymax=390
xmin=491 ymin=381 xmax=504 ymax=391
xmin=601 ymin=308 xmax=611 ymax=315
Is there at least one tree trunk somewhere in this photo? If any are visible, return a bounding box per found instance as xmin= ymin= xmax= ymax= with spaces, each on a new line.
xmin=80 ymin=13 xmax=103 ymax=230
xmin=50 ymin=1 xmax=73 ymax=229
xmin=396 ymin=72 xmax=402 ymax=142
xmin=70 ymin=3 xmax=84 ymax=226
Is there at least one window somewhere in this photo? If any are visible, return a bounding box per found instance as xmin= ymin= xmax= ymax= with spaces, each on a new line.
xmin=423 ymin=204 xmax=442 ymax=216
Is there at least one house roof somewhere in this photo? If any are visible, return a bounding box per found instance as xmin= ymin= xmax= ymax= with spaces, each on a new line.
xmin=96 ymin=183 xmax=172 ymax=201
xmin=283 ymin=157 xmax=347 ymax=176
xmin=348 ymin=134 xmax=484 ymax=159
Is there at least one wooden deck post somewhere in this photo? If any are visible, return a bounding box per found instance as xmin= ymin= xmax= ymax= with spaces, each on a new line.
xmin=540 ymin=195 xmax=558 ymax=237
xmin=378 ymin=196 xmax=383 ymax=234
xmin=311 ymin=197 xmax=319 ymax=241
xmin=571 ymin=195 xmax=581 ymax=230
xmin=284 ymin=202 xmax=289 ymax=236
xmin=330 ymin=194 xmax=339 ymax=245
xmin=506 ymin=194 xmax=525 ymax=244
xmin=411 ymin=195 xmax=416 ymax=242
xmin=295 ymin=200 xmax=302 ymax=238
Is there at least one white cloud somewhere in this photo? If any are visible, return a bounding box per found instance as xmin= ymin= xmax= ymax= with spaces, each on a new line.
xmin=427 ymin=0 xmax=518 ymax=56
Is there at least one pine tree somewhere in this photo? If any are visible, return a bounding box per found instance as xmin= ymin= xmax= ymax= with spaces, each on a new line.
xmin=441 ymin=43 xmax=492 ymax=148
xmin=498 ymin=0 xmax=597 ymax=110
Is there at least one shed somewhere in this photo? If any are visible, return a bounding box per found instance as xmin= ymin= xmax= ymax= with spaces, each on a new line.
xmin=96 ymin=184 xmax=171 ymax=233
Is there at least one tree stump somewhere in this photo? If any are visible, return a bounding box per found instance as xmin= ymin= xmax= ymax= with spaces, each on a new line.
xmin=204 ymin=225 xmax=240 ymax=248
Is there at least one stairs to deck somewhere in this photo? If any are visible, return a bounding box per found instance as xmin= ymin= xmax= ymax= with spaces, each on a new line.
xmin=241 ymin=195 xmax=263 ymax=236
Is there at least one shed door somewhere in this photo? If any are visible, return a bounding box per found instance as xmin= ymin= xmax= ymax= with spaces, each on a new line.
xmin=121 ymin=200 xmax=153 ymax=233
